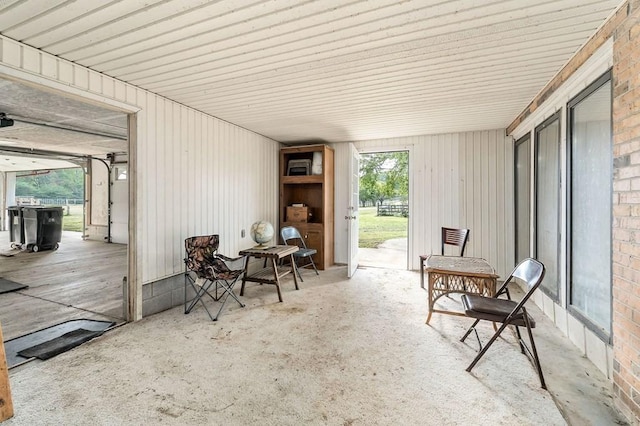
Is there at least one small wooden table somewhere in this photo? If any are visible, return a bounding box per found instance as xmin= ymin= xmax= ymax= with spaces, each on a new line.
xmin=239 ymin=245 xmax=299 ymax=302
xmin=421 ymin=254 xmax=499 ymax=324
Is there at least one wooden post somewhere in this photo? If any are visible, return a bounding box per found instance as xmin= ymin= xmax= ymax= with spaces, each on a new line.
xmin=0 ymin=324 xmax=14 ymax=421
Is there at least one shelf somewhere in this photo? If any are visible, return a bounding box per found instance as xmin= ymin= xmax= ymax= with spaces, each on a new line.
xmin=246 ymin=266 xmax=292 ymax=283
xmin=281 ymin=221 xmax=324 ymax=228
xmin=279 ymin=144 xmax=334 ymax=270
xmin=281 ymin=175 xmax=324 ymax=184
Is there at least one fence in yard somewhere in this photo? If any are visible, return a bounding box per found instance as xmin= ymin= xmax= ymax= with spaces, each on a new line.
xmin=15 ymin=197 xmax=83 ymax=206
xmin=377 ymin=204 xmax=409 ymax=217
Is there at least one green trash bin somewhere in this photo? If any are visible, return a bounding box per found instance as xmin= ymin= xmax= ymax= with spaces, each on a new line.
xmin=22 ymin=206 xmax=63 ymax=252
xmin=7 ymin=206 xmax=24 ymax=249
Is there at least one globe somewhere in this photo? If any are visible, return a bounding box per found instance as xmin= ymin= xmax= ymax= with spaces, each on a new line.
xmin=250 ymin=221 xmax=274 ymax=248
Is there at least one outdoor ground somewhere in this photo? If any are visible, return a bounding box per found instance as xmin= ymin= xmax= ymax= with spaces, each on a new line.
xmin=358 ymin=206 xmax=407 ymax=248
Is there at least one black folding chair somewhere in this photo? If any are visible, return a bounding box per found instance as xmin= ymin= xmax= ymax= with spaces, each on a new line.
xmin=280 ymin=226 xmax=319 ymax=282
xmin=460 ymin=258 xmax=547 ymax=388
xmin=184 ymin=235 xmax=246 ymax=321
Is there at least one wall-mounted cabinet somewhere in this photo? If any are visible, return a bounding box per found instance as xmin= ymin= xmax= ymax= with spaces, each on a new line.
xmin=279 ymin=145 xmax=334 ymax=269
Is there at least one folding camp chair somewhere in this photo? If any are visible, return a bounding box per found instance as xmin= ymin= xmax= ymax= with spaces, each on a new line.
xmin=184 ymin=235 xmax=247 ymax=321
xmin=460 ymin=258 xmax=547 ymax=388
xmin=280 ymin=226 xmax=319 ymax=282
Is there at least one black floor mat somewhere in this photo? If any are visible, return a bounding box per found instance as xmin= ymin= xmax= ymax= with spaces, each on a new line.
xmin=17 ymin=328 xmax=105 ymax=360
xmin=0 ymin=278 xmax=27 ymax=294
xmin=4 ymin=319 xmax=115 ymax=368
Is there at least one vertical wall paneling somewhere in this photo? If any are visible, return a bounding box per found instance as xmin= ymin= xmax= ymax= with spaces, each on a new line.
xmin=181 ymin=106 xmax=190 ymax=240
xmin=212 ymin=119 xmax=220 ymax=236
xmin=156 ymin=97 xmax=167 ymax=277
xmin=187 ymin=109 xmax=196 ymax=233
xmin=88 ymin=72 xmax=101 ymax=93
xmin=0 ymin=35 xmax=281 ymax=296
xmin=221 ymin=123 xmax=231 ymax=254
xmin=146 ymin=92 xmax=158 ymax=280
xmin=58 ymin=61 xmax=73 ymax=84
xmin=41 ymin=55 xmax=56 ymax=78
xmin=103 ymin=77 xmax=114 ymax=99
xmin=171 ymin=102 xmax=181 ymax=273
xmin=114 ymin=80 xmax=126 ymax=102
xmin=2 ymin=39 xmax=20 ymax=67
xmin=22 ymin=48 xmax=38 ymax=73
xmin=333 ymin=130 xmax=513 ymax=277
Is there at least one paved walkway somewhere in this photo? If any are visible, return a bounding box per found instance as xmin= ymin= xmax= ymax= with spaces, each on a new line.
xmin=359 ymin=238 xmax=407 ymax=269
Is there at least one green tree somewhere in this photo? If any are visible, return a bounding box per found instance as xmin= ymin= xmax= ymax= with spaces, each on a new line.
xmin=15 ymin=167 xmax=84 ymax=199
xmin=359 ymin=152 xmax=408 ymax=207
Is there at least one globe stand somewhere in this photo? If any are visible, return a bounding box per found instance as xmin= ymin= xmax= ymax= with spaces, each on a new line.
xmin=253 ymin=242 xmax=270 ymax=249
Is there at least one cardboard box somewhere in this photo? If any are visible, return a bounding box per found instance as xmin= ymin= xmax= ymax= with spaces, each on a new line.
xmin=286 ymin=206 xmax=309 ymax=222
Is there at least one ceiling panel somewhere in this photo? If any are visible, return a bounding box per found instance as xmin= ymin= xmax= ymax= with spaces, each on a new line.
xmin=0 ymin=153 xmax=78 ymax=173
xmin=0 ymin=79 xmax=128 ymax=157
xmin=0 ymin=0 xmax=624 ymax=144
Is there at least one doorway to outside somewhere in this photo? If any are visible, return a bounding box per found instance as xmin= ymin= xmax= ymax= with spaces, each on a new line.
xmin=357 ymin=151 xmax=408 ymax=270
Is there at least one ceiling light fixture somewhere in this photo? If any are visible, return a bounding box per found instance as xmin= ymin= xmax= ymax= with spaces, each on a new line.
xmin=0 ymin=113 xmax=14 ymax=128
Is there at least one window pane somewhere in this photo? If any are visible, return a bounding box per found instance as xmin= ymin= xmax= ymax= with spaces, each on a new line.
xmin=535 ymin=117 xmax=560 ymax=299
xmin=515 ymin=136 xmax=530 ymax=263
xmin=115 ymin=166 xmax=127 ymax=181
xmin=570 ymin=80 xmax=612 ymax=333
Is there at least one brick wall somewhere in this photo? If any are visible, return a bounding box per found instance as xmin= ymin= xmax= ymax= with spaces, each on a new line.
xmin=612 ymin=0 xmax=640 ymax=422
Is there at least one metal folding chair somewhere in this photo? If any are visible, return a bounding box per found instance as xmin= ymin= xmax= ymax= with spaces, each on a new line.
xmin=184 ymin=235 xmax=247 ymax=321
xmin=280 ymin=226 xmax=319 ymax=282
xmin=460 ymin=258 xmax=547 ymax=388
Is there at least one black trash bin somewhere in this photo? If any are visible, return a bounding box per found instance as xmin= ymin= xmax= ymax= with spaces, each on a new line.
xmin=7 ymin=206 xmax=24 ymax=249
xmin=22 ymin=206 xmax=63 ymax=252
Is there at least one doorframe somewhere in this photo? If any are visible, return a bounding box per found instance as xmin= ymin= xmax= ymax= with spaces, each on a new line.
xmin=354 ymin=145 xmax=413 ymax=270
xmin=0 ymin=65 xmax=141 ymax=321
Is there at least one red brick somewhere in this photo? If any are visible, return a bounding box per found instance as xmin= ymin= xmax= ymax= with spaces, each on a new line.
xmin=600 ymin=0 xmax=640 ymax=418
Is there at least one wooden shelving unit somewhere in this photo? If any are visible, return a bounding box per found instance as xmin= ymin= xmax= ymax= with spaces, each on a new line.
xmin=279 ymin=145 xmax=334 ymax=270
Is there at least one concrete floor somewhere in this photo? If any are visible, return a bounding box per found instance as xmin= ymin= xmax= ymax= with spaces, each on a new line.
xmin=357 ymin=240 xmax=628 ymax=425
xmin=358 ymin=238 xmax=407 ymax=269
xmin=2 ymin=249 xmax=629 ymax=425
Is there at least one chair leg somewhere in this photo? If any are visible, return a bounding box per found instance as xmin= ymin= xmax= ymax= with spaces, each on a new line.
xmin=466 ymin=321 xmax=511 ymax=373
xmin=522 ymin=314 xmax=546 ymax=389
xmin=292 ymin=257 xmax=304 ymax=282
xmin=209 ymin=279 xmax=245 ymax=321
xmin=218 ymin=278 xmax=245 ymax=308
xmin=185 ymin=277 xmax=245 ymax=321
xmin=460 ymin=318 xmax=481 ymax=343
xmin=296 ymin=256 xmax=319 ymax=280
xmin=185 ymin=281 xmax=217 ymax=320
xmin=307 ymin=255 xmax=319 ymax=275
xmin=465 ymin=318 xmax=546 ymax=389
xmin=512 ymin=324 xmax=526 ymax=354
xmin=185 ymin=277 xmax=210 ymax=314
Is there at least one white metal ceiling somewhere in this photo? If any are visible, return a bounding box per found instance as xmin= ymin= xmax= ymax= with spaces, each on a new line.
xmin=0 ymin=0 xmax=624 ymax=144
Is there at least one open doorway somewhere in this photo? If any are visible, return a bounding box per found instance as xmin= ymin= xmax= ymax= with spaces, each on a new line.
xmin=357 ymin=151 xmax=409 ymax=269
xmin=0 ymin=77 xmax=129 ymax=359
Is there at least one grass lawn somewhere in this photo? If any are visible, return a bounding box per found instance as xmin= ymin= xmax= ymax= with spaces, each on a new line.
xmin=62 ymin=204 xmax=408 ymax=243
xmin=358 ymin=206 xmax=408 ymax=248
xmin=60 ymin=204 xmax=84 ymax=232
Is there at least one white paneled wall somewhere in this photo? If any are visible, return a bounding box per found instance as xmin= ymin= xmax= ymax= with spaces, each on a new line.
xmin=333 ymin=129 xmax=514 ymax=278
xmin=0 ymin=36 xmax=280 ymax=312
